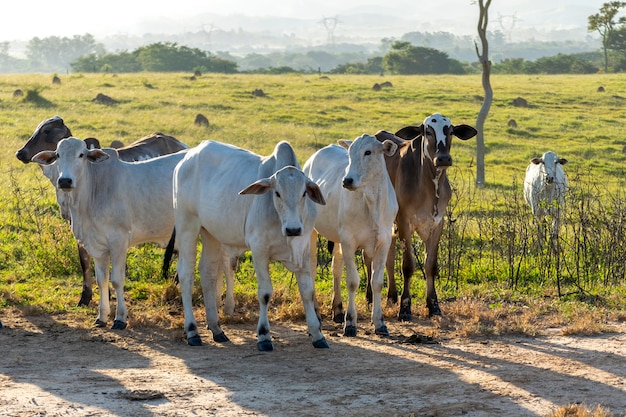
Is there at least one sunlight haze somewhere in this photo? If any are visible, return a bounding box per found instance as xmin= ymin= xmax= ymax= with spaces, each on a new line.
xmin=3 ymin=0 xmax=604 ymax=43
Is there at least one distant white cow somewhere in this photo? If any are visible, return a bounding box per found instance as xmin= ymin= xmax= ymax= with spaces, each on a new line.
xmin=303 ymin=134 xmax=398 ymax=337
xmin=32 ymin=138 xmax=188 ymax=329
xmin=171 ymin=140 xmax=328 ymax=350
xmin=523 ymin=151 xmax=569 ymax=242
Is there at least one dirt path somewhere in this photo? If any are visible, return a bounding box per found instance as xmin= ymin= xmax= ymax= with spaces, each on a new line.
xmin=1 ymin=309 xmax=625 ymax=416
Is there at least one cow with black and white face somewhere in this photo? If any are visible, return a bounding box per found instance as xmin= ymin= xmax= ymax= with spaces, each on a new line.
xmin=369 ymin=113 xmax=477 ymax=320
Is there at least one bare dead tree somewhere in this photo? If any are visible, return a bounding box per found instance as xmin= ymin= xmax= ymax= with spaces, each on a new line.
xmin=474 ymin=0 xmax=492 ymax=186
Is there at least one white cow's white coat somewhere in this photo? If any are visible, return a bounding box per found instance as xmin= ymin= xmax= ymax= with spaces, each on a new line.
xmin=172 ymin=140 xmax=327 ymax=349
xmin=32 ymin=137 xmax=188 ymax=328
xmin=523 ymin=151 xmax=569 ymax=241
xmin=303 ymin=134 xmax=398 ymax=336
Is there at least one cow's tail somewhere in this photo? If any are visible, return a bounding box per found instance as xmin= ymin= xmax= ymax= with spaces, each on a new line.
xmin=162 ymin=228 xmax=177 ymax=282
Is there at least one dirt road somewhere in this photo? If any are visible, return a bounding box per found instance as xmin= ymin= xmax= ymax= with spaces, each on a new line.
xmin=1 ymin=309 xmax=625 ymax=416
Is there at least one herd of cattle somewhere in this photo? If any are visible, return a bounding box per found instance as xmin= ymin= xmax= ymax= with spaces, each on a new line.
xmin=7 ymin=113 xmax=569 ymax=350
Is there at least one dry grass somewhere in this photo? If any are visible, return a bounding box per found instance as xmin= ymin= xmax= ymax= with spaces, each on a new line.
xmin=548 ymin=403 xmax=617 ymax=417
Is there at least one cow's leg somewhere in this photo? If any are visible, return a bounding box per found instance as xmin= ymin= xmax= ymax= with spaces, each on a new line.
xmin=93 ymin=255 xmax=111 ymax=327
xmin=308 ymin=231 xmax=324 ymax=320
xmin=222 ymin=251 xmax=236 ymax=316
xmin=364 ymin=253 xmax=372 ymax=305
xmin=365 ymin=235 xmax=398 ymax=307
xmin=251 ymin=252 xmax=274 ymax=351
xmin=342 ymin=242 xmax=359 ymax=337
xmin=109 ymin=244 xmax=129 ymax=329
xmin=385 ymin=235 xmax=399 ymax=305
xmin=294 ymin=237 xmax=328 ymax=349
xmin=77 ymin=243 xmax=93 ymax=307
xmin=397 ymin=221 xmax=416 ymax=321
xmin=177 ymin=219 xmax=202 ymax=346
xmin=199 ymin=230 xmax=228 ymax=343
xmin=330 ymin=243 xmax=345 ymax=324
xmin=370 ymin=240 xmax=391 ymax=336
xmin=424 ymin=222 xmax=444 ymax=317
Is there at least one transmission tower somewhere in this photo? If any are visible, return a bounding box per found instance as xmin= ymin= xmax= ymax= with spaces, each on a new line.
xmin=320 ymin=16 xmax=339 ymax=46
xmin=497 ymin=13 xmax=519 ymax=43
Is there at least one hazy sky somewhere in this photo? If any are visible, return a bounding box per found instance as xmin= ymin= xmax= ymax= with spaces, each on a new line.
xmin=2 ymin=0 xmax=605 ymax=42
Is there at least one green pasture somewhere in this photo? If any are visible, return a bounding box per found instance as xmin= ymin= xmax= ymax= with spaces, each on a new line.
xmin=1 ymin=72 xmax=625 ymax=331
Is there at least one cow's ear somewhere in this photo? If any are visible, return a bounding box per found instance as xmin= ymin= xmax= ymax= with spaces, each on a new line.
xmin=337 ymin=139 xmax=352 ymax=150
xmin=239 ymin=177 xmax=274 ymax=195
xmin=305 ymin=180 xmax=326 ymax=205
xmin=86 ymin=148 xmax=109 ymax=163
xmin=31 ymin=150 xmax=58 ymax=166
xmin=395 ymin=125 xmax=422 ymax=140
xmin=452 ymin=124 xmax=478 ymax=140
xmin=375 ymin=130 xmax=395 ymax=142
xmin=381 ymin=140 xmax=398 ymax=157
xmin=84 ymin=137 xmax=101 ymax=149
xmin=558 ymin=158 xmax=568 ymax=165
xmin=530 ymin=157 xmax=542 ymax=165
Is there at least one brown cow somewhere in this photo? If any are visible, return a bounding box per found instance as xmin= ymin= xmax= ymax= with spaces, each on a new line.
xmin=16 ymin=115 xmax=188 ymax=307
xmin=371 ymin=113 xmax=477 ymax=320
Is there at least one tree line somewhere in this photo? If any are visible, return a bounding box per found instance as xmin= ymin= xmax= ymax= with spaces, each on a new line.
xmin=0 ymin=37 xmax=605 ymax=76
xmin=6 ymin=0 xmax=626 ymax=78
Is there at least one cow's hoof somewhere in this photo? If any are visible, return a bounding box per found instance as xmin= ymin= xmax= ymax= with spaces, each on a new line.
xmin=375 ymin=325 xmax=389 ymax=337
xmin=398 ymin=308 xmax=412 ymax=322
xmin=77 ymin=297 xmax=91 ymax=308
xmin=187 ymin=335 xmax=202 ymax=346
xmin=428 ymin=304 xmax=443 ymax=317
xmin=213 ymin=332 xmax=229 ymax=343
xmin=257 ymin=340 xmax=274 ymax=352
xmin=312 ymin=337 xmax=330 ymax=349
xmin=112 ymin=320 xmax=127 ymax=330
xmin=333 ymin=315 xmax=344 ymax=324
xmin=94 ymin=319 xmax=107 ymax=327
xmin=0 ymin=321 xmax=3 ymax=329
xmin=343 ymin=325 xmax=357 ymax=337
xmin=77 ymin=290 xmax=93 ymax=307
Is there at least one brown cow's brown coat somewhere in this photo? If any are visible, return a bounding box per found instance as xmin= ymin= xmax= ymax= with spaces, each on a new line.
xmin=370 ymin=114 xmax=477 ymax=319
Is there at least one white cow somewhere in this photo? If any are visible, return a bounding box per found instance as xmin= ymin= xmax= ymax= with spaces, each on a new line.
xmin=523 ymin=151 xmax=569 ymax=242
xmin=172 ymin=140 xmax=328 ymax=350
xmin=303 ymin=134 xmax=398 ymax=337
xmin=32 ymin=137 xmax=188 ymax=329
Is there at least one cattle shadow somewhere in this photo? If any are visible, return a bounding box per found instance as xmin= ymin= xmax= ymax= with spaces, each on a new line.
xmin=0 ymin=309 xmax=166 ymax=416
xmin=374 ymin=330 xmax=626 ymax=415
xmin=125 ymin=320 xmax=549 ymax=416
xmin=4 ymin=307 xmax=625 ymax=416
xmin=512 ymin=332 xmax=626 ymax=381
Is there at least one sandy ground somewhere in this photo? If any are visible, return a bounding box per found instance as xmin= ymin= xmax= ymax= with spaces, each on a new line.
xmin=1 ymin=309 xmax=625 ymax=417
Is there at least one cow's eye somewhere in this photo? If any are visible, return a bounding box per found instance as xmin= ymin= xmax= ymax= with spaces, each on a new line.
xmin=364 ymin=150 xmax=371 ymax=156
xmin=302 ymin=191 xmax=307 ymax=198
xmin=78 ymin=153 xmax=84 ymax=158
xmin=275 ymin=191 xmax=281 ymax=198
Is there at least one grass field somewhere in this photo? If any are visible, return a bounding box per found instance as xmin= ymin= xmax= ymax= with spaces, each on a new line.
xmin=1 ymin=72 xmax=626 ymax=335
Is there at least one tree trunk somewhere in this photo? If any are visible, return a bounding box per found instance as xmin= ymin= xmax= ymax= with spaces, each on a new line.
xmin=475 ymin=0 xmax=492 ymax=186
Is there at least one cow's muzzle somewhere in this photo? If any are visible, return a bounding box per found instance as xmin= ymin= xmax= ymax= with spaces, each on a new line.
xmin=285 ymin=227 xmax=302 ymax=237
xmin=58 ymin=177 xmax=73 ymax=190
xmin=342 ymin=176 xmax=357 ymax=190
xmin=434 ymin=154 xmax=452 ymax=167
xmin=15 ymin=149 xmax=30 ymax=164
